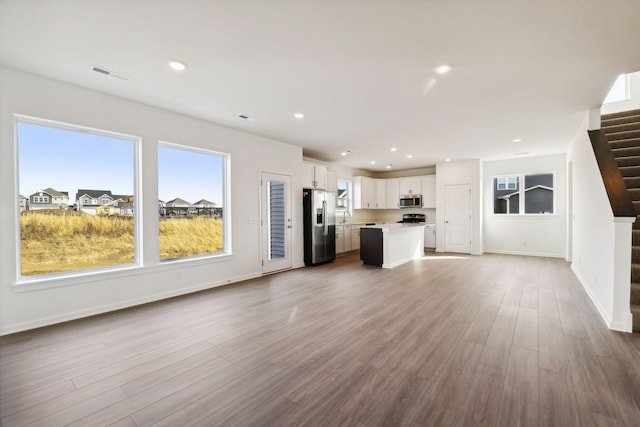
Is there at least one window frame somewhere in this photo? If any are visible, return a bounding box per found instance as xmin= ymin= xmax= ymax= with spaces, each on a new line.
xmin=157 ymin=141 xmax=232 ymax=262
xmin=492 ymin=172 xmax=556 ymax=216
xmin=603 ymin=74 xmax=630 ymax=105
xmin=336 ymin=178 xmax=352 ymax=216
xmin=14 ymin=114 xmax=142 ymax=284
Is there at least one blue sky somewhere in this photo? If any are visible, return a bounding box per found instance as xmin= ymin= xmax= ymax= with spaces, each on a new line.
xmin=158 ymin=145 xmax=223 ymax=205
xmin=19 ymin=122 xmax=224 ymax=206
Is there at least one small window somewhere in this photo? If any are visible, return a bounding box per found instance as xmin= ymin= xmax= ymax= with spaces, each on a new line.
xmin=336 ymin=179 xmax=352 ymax=214
xmin=494 ymin=173 xmax=554 ymax=215
xmin=603 ymin=74 xmax=630 ymax=104
xmin=496 ymin=176 xmax=518 ymax=191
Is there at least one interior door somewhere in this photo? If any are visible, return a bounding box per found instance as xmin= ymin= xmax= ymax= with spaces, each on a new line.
xmin=444 ymin=184 xmax=472 ymax=253
xmin=261 ymin=172 xmax=292 ymax=273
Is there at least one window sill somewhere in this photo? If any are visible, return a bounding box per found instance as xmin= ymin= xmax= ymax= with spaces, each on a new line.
xmin=13 ymin=253 xmax=233 ymax=292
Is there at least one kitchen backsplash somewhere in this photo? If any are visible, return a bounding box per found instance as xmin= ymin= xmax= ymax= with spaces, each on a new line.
xmin=348 ymin=208 xmax=436 ymax=224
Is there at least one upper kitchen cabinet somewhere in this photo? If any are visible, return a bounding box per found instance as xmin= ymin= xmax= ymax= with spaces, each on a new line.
xmin=399 ymin=176 xmax=421 ymax=195
xmin=386 ymin=178 xmax=400 ymax=209
xmin=421 ymin=175 xmax=436 ymax=208
xmin=375 ymin=179 xmax=386 ymax=209
xmin=303 ymin=162 xmax=327 ymax=189
xmin=354 ymin=176 xmax=375 ymax=209
xmin=354 ymin=176 xmax=384 ymax=209
xmin=326 ymin=170 xmax=338 ymax=192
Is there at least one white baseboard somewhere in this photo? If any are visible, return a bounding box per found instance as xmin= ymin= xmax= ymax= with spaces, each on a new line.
xmin=0 ymin=272 xmax=262 ymax=336
xmin=570 ymin=264 xmax=633 ymax=333
xmin=484 ymin=249 xmax=566 ymax=258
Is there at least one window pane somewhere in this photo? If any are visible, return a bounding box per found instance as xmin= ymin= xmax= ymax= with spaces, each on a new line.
xmin=524 ymin=173 xmax=554 ymax=214
xmin=158 ymin=144 xmax=227 ymax=260
xmin=603 ymin=74 xmax=629 ymax=104
xmin=268 ymin=181 xmax=286 ymax=260
xmin=337 ymin=179 xmax=350 ymax=211
xmin=18 ymin=120 xmax=136 ymax=277
xmin=493 ymin=177 xmax=518 ymax=214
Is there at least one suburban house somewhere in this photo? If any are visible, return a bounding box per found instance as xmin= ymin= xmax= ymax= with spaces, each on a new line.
xmin=18 ymin=194 xmax=28 ymax=212
xmin=27 ymin=187 xmax=69 ymax=210
xmin=163 ymin=197 xmax=194 ymax=216
xmin=2 ymin=2 xmax=640 ymax=425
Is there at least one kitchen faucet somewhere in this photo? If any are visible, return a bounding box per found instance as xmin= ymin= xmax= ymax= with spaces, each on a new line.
xmin=342 ymin=211 xmax=351 ymax=223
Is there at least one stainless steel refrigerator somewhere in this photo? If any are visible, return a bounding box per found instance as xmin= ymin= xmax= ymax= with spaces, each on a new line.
xmin=303 ymin=188 xmax=336 ymax=265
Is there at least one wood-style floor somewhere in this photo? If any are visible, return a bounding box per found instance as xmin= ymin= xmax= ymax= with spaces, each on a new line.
xmin=2 ymin=253 xmax=640 ymax=426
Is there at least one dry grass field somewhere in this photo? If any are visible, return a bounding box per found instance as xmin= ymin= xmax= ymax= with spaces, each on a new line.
xmin=20 ymin=211 xmax=223 ymax=276
xmin=159 ymin=216 xmax=224 ymax=260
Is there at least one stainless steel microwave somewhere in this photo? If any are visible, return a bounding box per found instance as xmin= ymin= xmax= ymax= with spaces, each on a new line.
xmin=399 ymin=194 xmax=422 ymax=208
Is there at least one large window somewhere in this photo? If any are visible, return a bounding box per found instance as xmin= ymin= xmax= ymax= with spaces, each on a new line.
xmin=493 ymin=173 xmax=554 ymax=215
xmin=17 ymin=117 xmax=138 ymax=277
xmin=158 ymin=142 xmax=229 ymax=261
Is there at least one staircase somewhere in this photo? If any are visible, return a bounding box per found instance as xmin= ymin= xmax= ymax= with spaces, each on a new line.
xmin=601 ymin=108 xmax=640 ymax=331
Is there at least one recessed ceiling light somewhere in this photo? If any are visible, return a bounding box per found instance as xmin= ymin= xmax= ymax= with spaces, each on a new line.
xmin=341 ymin=150 xmax=353 ymax=156
xmin=445 ymin=158 xmax=452 ymax=162
xmin=169 ymin=60 xmax=187 ymax=71
xmin=293 ymin=113 xmax=305 ymax=119
xmin=370 ymin=161 xmax=376 ymax=165
xmin=386 ymin=164 xmax=392 ymax=169
xmin=512 ymin=138 xmax=522 ymax=143
xmin=390 ymin=147 xmax=398 ymax=152
xmin=435 ymin=64 xmax=453 ymax=74
xmin=407 ymin=154 xmax=413 ymax=159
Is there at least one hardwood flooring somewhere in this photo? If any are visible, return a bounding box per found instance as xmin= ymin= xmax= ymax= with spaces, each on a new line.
xmin=2 ymin=253 xmax=640 ymax=426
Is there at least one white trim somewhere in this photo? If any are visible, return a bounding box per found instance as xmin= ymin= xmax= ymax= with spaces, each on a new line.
xmin=157 ymin=140 xmax=232 ymax=260
xmin=2 ymin=270 xmax=259 ymax=336
xmin=571 ymin=264 xmax=612 ymax=327
xmin=483 ymin=249 xmax=566 ymax=258
xmin=14 ymin=253 xmax=233 ymax=291
xmin=14 ymin=114 xmax=142 ymax=282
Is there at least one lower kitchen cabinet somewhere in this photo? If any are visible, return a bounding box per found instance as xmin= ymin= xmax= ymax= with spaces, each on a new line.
xmin=336 ymin=225 xmax=345 ymax=254
xmin=351 ymin=226 xmax=361 ymax=251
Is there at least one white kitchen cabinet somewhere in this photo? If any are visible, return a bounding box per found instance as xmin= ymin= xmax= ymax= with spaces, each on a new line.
xmin=386 ymin=178 xmax=400 ymax=209
xmin=326 ymin=170 xmax=338 ymax=192
xmin=354 ymin=176 xmax=385 ymax=209
xmin=375 ymin=179 xmax=386 ymax=209
xmin=354 ymin=176 xmax=376 ymax=209
xmin=343 ymin=224 xmax=352 ymax=251
xmin=424 ymin=224 xmax=436 ymax=249
xmin=399 ymin=176 xmax=421 ymax=195
xmin=303 ymin=162 xmax=327 ymax=189
xmin=420 ymin=175 xmax=436 ymax=208
xmin=351 ymin=226 xmax=361 ymax=251
xmin=336 ymin=225 xmax=345 ymax=254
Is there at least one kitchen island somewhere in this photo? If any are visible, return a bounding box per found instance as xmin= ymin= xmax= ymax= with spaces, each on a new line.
xmin=360 ymin=223 xmax=425 ymax=268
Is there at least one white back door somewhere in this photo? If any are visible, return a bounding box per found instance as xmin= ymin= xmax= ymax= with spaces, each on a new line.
xmin=444 ymin=184 xmax=472 ymax=253
xmin=261 ymin=172 xmax=292 ymax=273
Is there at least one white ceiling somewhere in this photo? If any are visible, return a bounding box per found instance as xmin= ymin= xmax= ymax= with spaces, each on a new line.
xmin=2 ymin=0 xmax=640 ymax=172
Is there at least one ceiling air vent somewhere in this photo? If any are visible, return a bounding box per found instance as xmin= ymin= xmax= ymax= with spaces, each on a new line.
xmin=91 ymin=65 xmax=129 ymax=80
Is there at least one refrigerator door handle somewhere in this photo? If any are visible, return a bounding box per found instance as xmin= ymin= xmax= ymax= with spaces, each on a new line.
xmin=322 ymin=200 xmax=328 ymax=235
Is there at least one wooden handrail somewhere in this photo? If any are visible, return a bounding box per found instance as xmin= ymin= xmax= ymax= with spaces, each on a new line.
xmin=588 ymin=129 xmax=637 ymax=217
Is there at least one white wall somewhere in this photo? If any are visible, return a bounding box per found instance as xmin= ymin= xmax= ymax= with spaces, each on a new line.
xmin=568 ymin=113 xmax=633 ymax=331
xmin=435 ymin=159 xmax=482 ymax=255
xmin=483 ymin=154 xmax=567 ymax=258
xmin=0 ymin=66 xmax=304 ymax=335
